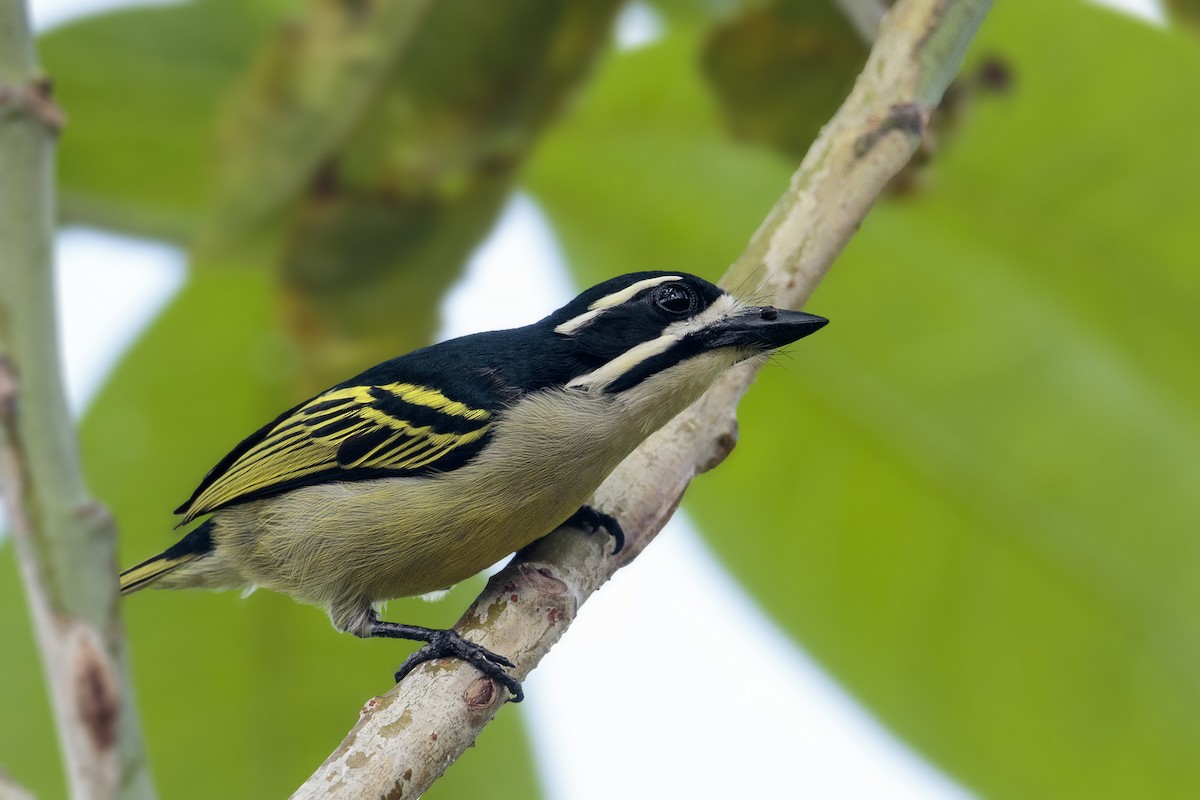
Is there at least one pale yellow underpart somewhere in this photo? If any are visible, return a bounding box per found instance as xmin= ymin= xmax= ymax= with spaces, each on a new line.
xmin=553 ymin=274 xmax=682 ymax=335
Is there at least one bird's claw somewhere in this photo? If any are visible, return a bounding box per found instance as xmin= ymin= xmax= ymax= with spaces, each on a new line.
xmin=394 ymin=629 xmax=524 ymax=702
xmin=566 ymin=505 xmax=625 ymax=555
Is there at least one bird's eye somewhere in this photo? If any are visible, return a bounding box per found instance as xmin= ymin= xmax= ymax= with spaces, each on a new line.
xmin=652 ymin=284 xmax=697 ymax=317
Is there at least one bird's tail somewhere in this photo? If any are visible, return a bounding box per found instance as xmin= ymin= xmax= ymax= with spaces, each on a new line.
xmin=119 ymin=520 xmax=213 ymax=595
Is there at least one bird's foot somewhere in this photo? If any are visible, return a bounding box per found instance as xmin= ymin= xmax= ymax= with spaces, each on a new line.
xmin=566 ymin=505 xmax=625 ymax=555
xmin=393 ymin=628 xmax=524 ymax=703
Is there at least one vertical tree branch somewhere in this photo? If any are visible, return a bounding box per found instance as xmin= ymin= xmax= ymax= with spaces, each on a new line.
xmin=0 ymin=2 xmax=154 ymax=798
xmin=292 ymin=0 xmax=991 ymax=797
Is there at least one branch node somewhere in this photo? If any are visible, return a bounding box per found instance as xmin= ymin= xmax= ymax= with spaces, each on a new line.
xmin=463 ymin=676 xmax=499 ymax=710
xmin=516 ymin=562 xmax=569 ymax=596
xmin=699 ymin=424 xmax=739 ymax=475
xmin=0 ymin=75 xmax=66 ymax=132
xmin=71 ymin=626 xmax=121 ymax=753
xmin=0 ymin=356 xmax=17 ymax=426
xmin=853 ymin=102 xmax=929 ymax=158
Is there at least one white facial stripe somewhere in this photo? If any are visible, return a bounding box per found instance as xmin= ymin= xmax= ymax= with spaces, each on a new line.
xmin=567 ymin=331 xmax=680 ymax=391
xmin=554 ymin=275 xmax=683 ymax=336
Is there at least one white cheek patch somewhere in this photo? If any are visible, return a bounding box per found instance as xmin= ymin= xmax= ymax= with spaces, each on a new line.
xmin=554 ymin=274 xmax=683 ymax=336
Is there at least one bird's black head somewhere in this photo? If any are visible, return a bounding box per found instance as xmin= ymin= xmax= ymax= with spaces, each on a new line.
xmin=545 ymin=272 xmax=725 ymax=361
xmin=541 ymin=271 xmax=827 ymax=394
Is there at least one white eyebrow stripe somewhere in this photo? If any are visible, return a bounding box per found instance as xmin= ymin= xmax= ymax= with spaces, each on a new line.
xmin=554 ymin=274 xmax=683 ymax=336
xmin=566 ymin=331 xmax=680 ymax=391
xmin=590 ymin=275 xmax=683 ymax=310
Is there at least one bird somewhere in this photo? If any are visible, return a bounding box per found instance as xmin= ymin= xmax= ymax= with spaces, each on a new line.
xmin=119 ymin=271 xmax=827 ymax=700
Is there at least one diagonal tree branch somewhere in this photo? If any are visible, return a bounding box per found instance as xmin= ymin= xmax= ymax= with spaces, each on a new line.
xmin=0 ymin=766 xmax=34 ymax=800
xmin=0 ymin=2 xmax=154 ymax=798
xmin=292 ymin=1 xmax=991 ymax=797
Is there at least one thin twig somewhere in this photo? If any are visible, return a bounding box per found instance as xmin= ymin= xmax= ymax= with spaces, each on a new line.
xmin=291 ymin=1 xmax=991 ymax=797
xmin=0 ymin=2 xmax=154 ymax=798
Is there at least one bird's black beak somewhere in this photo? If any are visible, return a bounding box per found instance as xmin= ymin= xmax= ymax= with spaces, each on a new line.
xmin=701 ymin=307 xmax=829 ymax=351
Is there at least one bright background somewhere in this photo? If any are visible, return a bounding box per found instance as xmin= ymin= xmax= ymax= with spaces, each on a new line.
xmin=4 ymin=1 xmax=1196 ymax=799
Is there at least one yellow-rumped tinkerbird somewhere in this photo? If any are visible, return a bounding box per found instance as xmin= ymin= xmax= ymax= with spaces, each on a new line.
xmin=120 ymin=271 xmax=827 ymax=700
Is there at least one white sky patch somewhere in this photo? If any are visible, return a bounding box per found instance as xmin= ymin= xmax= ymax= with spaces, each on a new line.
xmin=613 ymin=1 xmax=664 ymax=51
xmin=55 ymin=227 xmax=187 ymax=416
xmin=30 ymin=0 xmax=182 ymax=31
xmin=1091 ymin=0 xmax=1166 ymax=24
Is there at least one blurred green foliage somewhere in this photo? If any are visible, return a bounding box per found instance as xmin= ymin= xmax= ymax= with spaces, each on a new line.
xmin=1165 ymin=0 xmax=1200 ymax=31
xmin=2 ymin=0 xmax=1199 ymax=798
xmin=38 ymin=0 xmax=294 ymax=239
xmin=701 ymin=0 xmax=866 ymax=159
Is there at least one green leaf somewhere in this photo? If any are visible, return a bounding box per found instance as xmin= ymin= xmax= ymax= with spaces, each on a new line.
xmin=529 ymin=0 xmax=1200 ymax=796
xmin=1164 ymin=0 xmax=1200 ymax=33
xmin=38 ymin=0 xmax=290 ymax=239
xmin=701 ymin=0 xmax=867 ymax=159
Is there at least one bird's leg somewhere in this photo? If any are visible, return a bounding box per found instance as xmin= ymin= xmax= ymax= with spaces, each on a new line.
xmin=369 ymin=616 xmax=524 ymax=702
xmin=565 ymin=504 xmax=625 ymax=555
